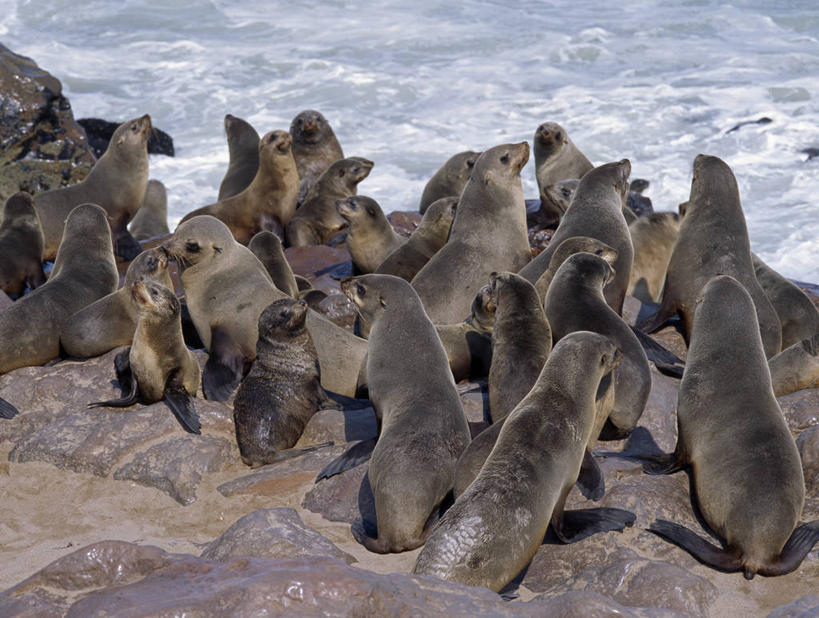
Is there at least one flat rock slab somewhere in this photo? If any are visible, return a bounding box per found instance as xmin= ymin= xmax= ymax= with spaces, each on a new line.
xmin=201 ymin=507 xmax=355 ymax=564
xmin=769 ymin=595 xmax=819 ymax=617
xmin=302 ymin=462 xmax=373 ymax=525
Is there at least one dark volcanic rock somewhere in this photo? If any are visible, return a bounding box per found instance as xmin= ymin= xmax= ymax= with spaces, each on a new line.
xmin=77 ymin=117 xmax=174 ymax=158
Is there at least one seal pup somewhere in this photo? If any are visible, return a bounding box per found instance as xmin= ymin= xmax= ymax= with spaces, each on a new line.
xmin=336 ymin=196 xmax=404 ymax=273
xmin=412 ymin=142 xmax=532 ymax=324
xmin=644 ymin=275 xmax=819 ymax=579
xmin=546 ymin=252 xmax=650 ymax=439
xmin=768 ymin=333 xmax=819 ymax=397
xmin=61 ymin=248 xmax=172 ymax=358
xmin=628 ymin=212 xmax=681 ymax=303
xmin=533 ymin=122 xmax=593 ymax=224
xmin=342 ymin=274 xmax=471 ymax=553
xmin=248 ymin=231 xmax=299 ymax=297
xmin=89 ymin=280 xmax=201 ymax=434
xmin=128 ymin=179 xmax=170 ymax=241
xmin=377 ymin=196 xmax=457 ymax=281
xmin=419 ymin=151 xmax=480 ymax=214
xmin=519 ymin=159 xmax=634 ymax=316
xmin=285 ymin=157 xmax=374 ymax=247
xmin=637 ymin=155 xmax=781 ymax=358
xmin=34 ymin=115 xmax=151 ymax=261
xmin=533 ymin=236 xmax=618 ymax=303
xmin=0 ymin=192 xmax=45 ymax=297
xmin=0 ymin=204 xmax=118 ymax=374
xmin=753 ymin=254 xmax=819 ymax=350
xmin=181 ymin=130 xmax=299 ymax=243
xmin=413 ymin=331 xmax=634 ymax=592
xmin=290 ymin=110 xmax=344 ymax=199
xmin=434 ymin=284 xmax=495 ymax=382
xmin=218 ymin=114 xmax=260 ymax=200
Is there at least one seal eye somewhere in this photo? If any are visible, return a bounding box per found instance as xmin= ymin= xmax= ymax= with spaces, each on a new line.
xmin=185 ymin=241 xmax=200 ymax=253
xmin=467 ymin=159 xmax=475 ymax=169
xmin=500 ymin=154 xmax=510 ymax=164
xmin=131 ymin=123 xmax=139 ymax=132
xmin=595 ymin=249 xmax=603 ymax=256
xmin=555 ymin=131 xmax=563 ymax=141
xmin=561 ymin=188 xmax=571 ymax=198
xmin=356 ymin=284 xmax=366 ymax=297
xmin=150 ymin=288 xmax=158 ymax=298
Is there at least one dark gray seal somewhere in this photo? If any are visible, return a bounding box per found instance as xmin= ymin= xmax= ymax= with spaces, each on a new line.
xmin=0 ymin=192 xmax=45 ymax=297
xmin=218 ymin=114 xmax=260 ymax=201
xmin=419 ymin=151 xmax=480 ymax=214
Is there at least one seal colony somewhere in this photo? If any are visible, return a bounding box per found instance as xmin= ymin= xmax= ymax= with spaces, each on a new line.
xmin=1 ymin=108 xmax=817 ymax=598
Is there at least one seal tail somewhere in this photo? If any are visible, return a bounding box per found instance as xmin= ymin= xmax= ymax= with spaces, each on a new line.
xmin=757 ymin=521 xmax=819 ymax=578
xmin=0 ymin=396 xmax=19 ymax=419
xmin=649 ymin=519 xmax=746 ymax=575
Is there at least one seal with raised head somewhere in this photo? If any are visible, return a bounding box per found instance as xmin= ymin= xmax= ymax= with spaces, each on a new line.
xmin=336 ymin=196 xmax=404 ymax=273
xmin=533 ymin=236 xmax=618 ymax=303
xmin=128 ymin=179 xmax=170 ymax=241
xmin=412 ymin=142 xmax=532 ymax=324
xmin=519 ymin=159 xmax=633 ymax=316
xmin=533 ymin=122 xmax=593 ymax=224
xmin=34 ymin=115 xmax=152 ymax=261
xmin=218 ymin=114 xmax=260 ymax=201
xmin=290 ymin=109 xmax=344 ymax=199
xmin=89 ymin=280 xmax=201 ymax=434
xmin=414 ymin=331 xmax=633 ymax=592
xmin=628 ymin=212 xmax=681 ymax=303
xmin=181 ymin=130 xmax=298 ymax=243
xmin=377 ymin=196 xmax=457 ymax=282
xmin=768 ymin=333 xmax=819 ymax=397
xmin=539 ymin=178 xmax=579 ymax=224
xmin=434 ymin=283 xmax=495 ymax=382
xmin=248 ymin=230 xmax=299 ymax=297
xmin=0 ymin=203 xmax=118 ymax=374
xmin=0 ymin=192 xmax=45 ymax=297
xmin=61 ymin=248 xmax=172 ymax=359
xmin=342 ymin=274 xmax=471 ymax=553
xmin=637 ymin=155 xmax=781 ymax=358
xmin=285 ymin=157 xmax=373 ymax=247
xmin=419 ymin=151 xmax=480 ymax=214
xmin=644 ymin=275 xmax=819 ymax=579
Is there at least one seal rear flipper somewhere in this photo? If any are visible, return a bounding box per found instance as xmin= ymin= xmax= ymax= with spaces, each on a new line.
xmin=648 ymin=519 xmax=744 ymax=574
xmin=163 ymin=376 xmax=201 ymax=434
xmin=629 ymin=325 xmax=685 ymax=378
xmin=114 ymin=228 xmax=143 ymax=262
xmin=320 ymin=390 xmax=373 ymax=411
xmin=596 ymin=427 xmax=685 ymax=475
xmin=203 ymin=326 xmax=245 ymax=401
xmin=552 ymin=507 xmax=636 ymax=544
xmin=636 ymin=301 xmax=676 ymax=335
xmin=88 ymin=373 xmax=139 ymax=408
xmin=576 ymin=449 xmax=605 ymax=501
xmin=0 ymin=396 xmax=20 ymax=419
xmin=315 ymin=437 xmax=377 ymax=482
xmin=758 ymin=521 xmax=819 ymax=578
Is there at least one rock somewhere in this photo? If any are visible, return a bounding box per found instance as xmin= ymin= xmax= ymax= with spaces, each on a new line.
xmin=622 ymin=295 xmax=642 ymax=326
xmin=649 ymin=326 xmax=688 ymax=361
xmin=534 ymin=590 xmax=680 ymax=617
xmin=778 ymin=389 xmax=819 ymax=433
xmin=528 ymin=227 xmax=553 ymax=257
xmin=769 ymin=596 xmax=819 ymax=618
xmin=457 ymin=379 xmax=490 ymax=436
xmin=387 ymin=210 xmax=421 ymax=236
xmin=201 ymin=507 xmax=355 ymax=564
xmin=302 ymin=462 xmax=373 ymax=524
xmin=797 ymin=425 xmax=819 ymax=494
xmin=315 ymin=292 xmax=357 ymax=330
xmin=0 ymin=44 xmax=94 ymax=201
xmin=285 ymin=245 xmax=351 ymax=295
xmin=0 ymin=290 xmax=13 ymax=314
xmin=296 ymin=407 xmax=377 ymax=448
xmin=77 ymin=118 xmax=174 ymax=158
xmin=113 ymin=434 xmax=236 ymax=505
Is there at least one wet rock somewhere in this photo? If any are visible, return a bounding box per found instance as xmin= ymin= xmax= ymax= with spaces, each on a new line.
xmin=779 ymin=389 xmax=819 ymax=433
xmin=113 ymin=434 xmax=236 ymax=505
xmin=797 ymin=425 xmax=819 ymax=494
xmin=769 ymin=595 xmax=819 ymax=617
xmin=77 ymin=117 xmax=174 ymax=158
xmin=0 ymin=44 xmax=94 ymax=201
xmin=296 ymin=407 xmax=377 ymax=447
xmin=201 ymin=507 xmax=355 ymax=564
xmin=387 ymin=210 xmax=421 ymax=236
xmin=315 ymin=292 xmax=357 ymax=329
xmin=302 ymin=462 xmax=372 ymax=524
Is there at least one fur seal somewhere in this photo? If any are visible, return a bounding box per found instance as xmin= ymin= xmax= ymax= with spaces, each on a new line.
xmin=637 ymin=155 xmax=781 ymax=358
xmin=0 ymin=192 xmax=45 ymax=297
xmin=753 ymin=254 xmax=819 ymax=350
xmin=519 ymin=159 xmax=634 ymax=316
xmin=161 ymin=215 xmax=367 ymax=399
xmin=435 ymin=284 xmax=495 ymax=382
xmin=533 ymin=122 xmax=593 ymax=224
xmin=545 ymin=252 xmax=650 ymax=439
xmin=342 ymin=274 xmax=471 ymax=553
xmin=248 ymin=231 xmax=299 ymax=297
xmin=61 ymin=248 xmax=172 ymax=358
xmin=0 ymin=204 xmax=118 ymax=374
xmin=89 ymin=280 xmax=201 ymax=434
xmin=217 ymin=114 xmax=260 ymax=201
xmin=128 ymin=179 xmax=170 ymax=241
xmin=540 ymin=178 xmax=579 ymax=223
xmin=628 ymin=212 xmax=681 ymax=303
xmin=34 ymin=115 xmax=151 ymax=261
xmin=644 ymin=275 xmax=819 ymax=579
xmin=419 ymin=151 xmax=480 ymax=214
xmin=412 ymin=142 xmax=532 ymax=324
xmin=533 ymin=236 xmax=618 ymax=303
xmin=376 ymin=196 xmax=457 ymax=281
xmin=413 ymin=331 xmax=633 ymax=592
xmin=336 ymin=196 xmax=404 ymax=273
xmin=181 ymin=130 xmax=299 ymax=243
xmin=233 ymin=298 xmax=324 ymax=465
xmin=285 ymin=157 xmax=373 ymax=247
xmin=290 ymin=110 xmax=344 ymax=199
xmin=769 ymin=333 xmax=819 ymax=397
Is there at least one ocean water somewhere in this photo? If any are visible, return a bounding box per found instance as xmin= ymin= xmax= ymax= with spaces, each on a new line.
xmin=2 ymin=0 xmax=818 ymax=280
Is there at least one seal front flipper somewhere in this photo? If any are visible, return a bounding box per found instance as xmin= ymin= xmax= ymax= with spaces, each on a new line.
xmin=163 ymin=373 xmax=201 ymax=434
xmin=576 ymin=449 xmax=605 ymax=501
xmin=629 ymin=325 xmax=685 ymax=378
xmin=648 ymin=519 xmax=745 ymax=575
xmin=0 ymin=396 xmax=19 ymax=419
xmin=315 ymin=437 xmax=377 ymax=482
xmin=180 ymin=301 xmax=205 ymax=349
xmin=88 ymin=370 xmax=139 ymax=408
xmin=203 ymin=326 xmax=245 ymax=401
xmin=758 ymin=521 xmax=819 ymax=578
xmin=113 ymin=348 xmax=133 ymax=392
xmin=114 ymin=228 xmax=143 ymax=262
xmin=552 ymin=507 xmax=636 ymax=544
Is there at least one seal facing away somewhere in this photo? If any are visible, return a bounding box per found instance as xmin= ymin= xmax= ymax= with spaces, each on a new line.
xmin=343 ymin=274 xmax=471 ymax=553
xmin=218 ymin=114 xmax=260 ymax=201
xmin=89 ymin=280 xmax=201 ymax=434
xmin=419 ymin=151 xmax=480 ymax=214
xmin=248 ymin=231 xmax=299 ymax=297
xmin=413 ymin=331 xmax=633 ymax=592
xmin=0 ymin=192 xmax=45 ymax=297
xmin=336 ymin=196 xmax=404 ymax=273
xmin=643 ymin=275 xmax=818 ymax=579
xmin=129 ymin=179 xmax=170 ymax=241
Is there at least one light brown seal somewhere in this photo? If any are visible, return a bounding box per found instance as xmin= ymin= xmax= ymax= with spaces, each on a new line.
xmin=628 ymin=212 xmax=681 ymax=303
xmin=434 ymin=283 xmax=495 ymax=382
xmin=533 ymin=236 xmax=618 ymax=303
xmin=336 ymin=196 xmax=404 ymax=273
xmin=248 ymin=230 xmax=299 ymax=297
xmin=61 ymin=248 xmax=172 ymax=358
xmin=411 ymin=142 xmax=532 ymax=324
xmin=128 ymin=179 xmax=170 ymax=241
xmin=0 ymin=192 xmax=45 ymax=297
xmin=290 ymin=109 xmax=344 ymax=199
xmin=768 ymin=333 xmax=819 ymax=397
xmin=342 ymin=274 xmax=471 ymax=553
xmin=418 ymin=151 xmax=480 ymax=214
xmin=638 ymin=155 xmax=781 ymax=358
xmin=181 ymin=130 xmax=298 ymax=243
xmin=413 ymin=331 xmax=633 ymax=592
xmin=533 ymin=122 xmax=593 ymax=224
xmin=645 ymin=275 xmax=818 ymax=579
xmin=0 ymin=204 xmax=118 ymax=374
xmin=34 ymin=115 xmax=151 ymax=261
xmin=285 ymin=156 xmax=373 ymax=247
xmin=217 ymin=114 xmax=260 ymax=201
xmin=540 ymin=178 xmax=579 ymax=223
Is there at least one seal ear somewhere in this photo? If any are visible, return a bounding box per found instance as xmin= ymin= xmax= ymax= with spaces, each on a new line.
xmin=338 ymin=167 xmax=346 ymax=178
xmin=379 ymin=294 xmax=387 ymax=308
xmin=213 ymin=244 xmax=223 ymax=255
xmin=483 ymin=169 xmax=495 ymax=186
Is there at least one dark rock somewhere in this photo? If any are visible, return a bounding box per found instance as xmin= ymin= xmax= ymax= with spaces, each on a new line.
xmin=296 ymin=407 xmax=377 ymax=448
xmin=528 ymin=227 xmax=553 ymax=257
xmin=726 ymin=116 xmax=772 ymax=134
xmin=77 ymin=118 xmax=174 ymax=158
xmin=387 ymin=210 xmax=421 ymax=236
xmin=302 ymin=462 xmax=371 ymax=524
xmin=778 ymin=389 xmax=819 ymax=433
xmin=201 ymin=507 xmax=355 ymax=564
xmin=285 ymin=245 xmax=351 ymax=295
xmin=769 ymin=596 xmax=819 ymax=617
xmin=801 ymin=148 xmax=819 ymax=162
xmin=796 ymin=425 xmax=819 ymax=494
